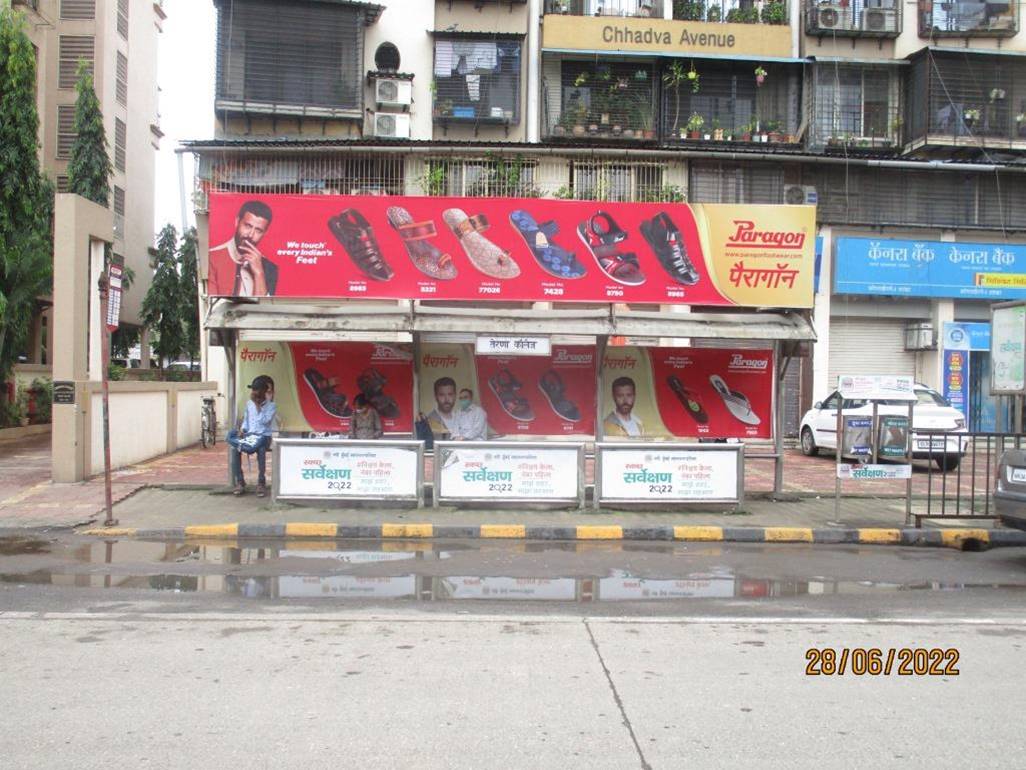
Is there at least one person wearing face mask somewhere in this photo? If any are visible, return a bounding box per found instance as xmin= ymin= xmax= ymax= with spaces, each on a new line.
xmin=348 ymin=394 xmax=383 ymax=439
xmin=454 ymin=388 xmax=488 ymax=441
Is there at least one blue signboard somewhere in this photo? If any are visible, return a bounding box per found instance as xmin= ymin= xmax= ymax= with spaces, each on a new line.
xmin=835 ymin=237 xmax=1026 ymax=300
xmin=942 ymin=321 xmax=990 ymax=352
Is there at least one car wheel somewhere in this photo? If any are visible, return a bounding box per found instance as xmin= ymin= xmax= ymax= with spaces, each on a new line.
xmin=800 ymin=427 xmax=819 ymax=457
xmin=935 ymin=455 xmax=960 ymax=472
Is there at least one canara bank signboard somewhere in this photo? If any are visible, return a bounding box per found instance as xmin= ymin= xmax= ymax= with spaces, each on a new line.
xmin=541 ymin=15 xmax=793 ymax=59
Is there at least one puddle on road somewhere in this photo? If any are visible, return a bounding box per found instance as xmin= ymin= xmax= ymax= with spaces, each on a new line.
xmin=0 ymin=536 xmax=52 ymax=556
xmin=1 ymin=538 xmax=1022 ymax=603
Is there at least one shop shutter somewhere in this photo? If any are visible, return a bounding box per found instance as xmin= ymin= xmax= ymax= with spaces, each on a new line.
xmin=116 ymin=51 xmax=128 ymax=106
xmin=114 ymin=117 xmax=126 ymax=171
xmin=58 ymin=36 xmax=94 ymax=88
xmin=827 ymin=318 xmax=916 ymax=392
xmin=61 ymin=0 xmax=96 ymax=20
xmin=56 ymin=105 xmax=76 ymax=159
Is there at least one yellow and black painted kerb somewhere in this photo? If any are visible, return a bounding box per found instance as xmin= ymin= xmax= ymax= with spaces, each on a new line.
xmin=81 ymin=524 xmax=1024 ymax=551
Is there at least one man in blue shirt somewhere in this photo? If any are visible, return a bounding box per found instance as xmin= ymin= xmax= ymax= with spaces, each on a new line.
xmin=227 ymin=376 xmax=277 ymax=497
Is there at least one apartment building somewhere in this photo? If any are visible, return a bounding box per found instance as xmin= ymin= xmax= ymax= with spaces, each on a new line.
xmin=9 ymin=0 xmax=163 ymax=365
xmin=186 ymin=0 xmax=1026 ymax=437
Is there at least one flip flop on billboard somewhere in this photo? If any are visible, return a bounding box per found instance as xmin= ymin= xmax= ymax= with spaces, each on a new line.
xmin=577 ymin=211 xmax=645 ymax=286
xmin=538 ymin=369 xmax=581 ymax=422
xmin=640 ymin=212 xmax=700 ymax=286
xmin=303 ymin=368 xmax=352 ymax=419
xmin=443 ymin=208 xmax=520 ymax=279
xmin=328 ymin=209 xmax=394 ymax=281
xmin=666 ymin=375 xmax=708 ymax=424
xmin=709 ymin=375 xmax=761 ymax=426
xmin=488 ymin=368 xmax=535 ymax=421
xmin=509 ymin=210 xmax=586 ymax=279
xmin=386 ymin=206 xmax=458 ymax=280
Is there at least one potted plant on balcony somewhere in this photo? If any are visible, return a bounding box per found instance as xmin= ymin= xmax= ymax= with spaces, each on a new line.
xmin=761 ymin=1 xmax=786 ymax=24
xmin=766 ymin=120 xmax=783 ymax=142
xmin=754 ymin=66 xmax=767 ymax=87
xmin=1017 ymin=113 xmax=1026 ymax=137
xmin=673 ymin=0 xmax=706 ymax=21
xmin=712 ymin=118 xmax=724 ymax=140
xmin=963 ymin=108 xmax=980 ymax=129
xmin=663 ymin=60 xmax=686 ymax=137
xmin=707 ymin=4 xmax=721 ymax=21
xmin=632 ymin=97 xmax=655 ymax=139
xmin=686 ymin=113 xmax=705 ymax=139
xmin=687 ymin=64 xmax=700 ymax=93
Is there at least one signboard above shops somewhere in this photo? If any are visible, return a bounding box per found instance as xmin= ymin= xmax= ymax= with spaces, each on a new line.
xmin=475 ymin=336 xmax=551 ymax=357
xmin=835 ymin=237 xmax=1026 ymax=300
xmin=209 ymin=193 xmax=815 ymax=308
xmin=541 ymin=14 xmax=793 ymax=59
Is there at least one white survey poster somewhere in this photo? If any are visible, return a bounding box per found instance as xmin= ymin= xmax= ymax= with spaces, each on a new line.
xmin=600 ymin=447 xmax=740 ymax=502
xmin=436 ymin=445 xmax=580 ymax=501
xmin=277 ymin=442 xmax=420 ymax=499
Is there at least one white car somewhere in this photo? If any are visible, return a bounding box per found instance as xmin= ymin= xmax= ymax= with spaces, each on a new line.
xmin=799 ymin=384 xmax=968 ymax=470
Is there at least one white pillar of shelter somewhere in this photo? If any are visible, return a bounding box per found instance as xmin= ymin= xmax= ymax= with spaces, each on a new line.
xmin=51 ymin=194 xmax=114 ymax=483
xmin=812 ymin=225 xmax=833 ymax=398
xmin=526 ymin=0 xmax=542 ymax=144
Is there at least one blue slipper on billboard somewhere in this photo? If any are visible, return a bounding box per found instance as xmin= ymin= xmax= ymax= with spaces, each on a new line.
xmin=509 ymin=210 xmax=587 ymax=279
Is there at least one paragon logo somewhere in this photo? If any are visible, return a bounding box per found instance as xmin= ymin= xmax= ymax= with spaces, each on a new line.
xmin=372 ymin=344 xmax=412 ymax=361
xmin=727 ymin=220 xmax=806 ymax=250
xmin=728 ymin=353 xmax=770 ymax=371
xmin=553 ymin=349 xmax=593 ymax=365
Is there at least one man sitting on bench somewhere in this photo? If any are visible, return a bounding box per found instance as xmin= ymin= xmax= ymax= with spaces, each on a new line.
xmin=227 ymin=376 xmax=277 ymax=497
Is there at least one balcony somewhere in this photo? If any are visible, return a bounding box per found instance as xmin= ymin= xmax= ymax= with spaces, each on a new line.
xmin=660 ymin=60 xmax=800 ymax=146
xmin=905 ymin=51 xmax=1026 ymax=151
xmin=808 ymin=64 xmax=902 ymax=151
xmin=672 ymin=0 xmax=787 ymax=23
xmin=805 ymin=0 xmax=901 ymax=38
xmin=544 ymin=61 xmax=657 ymax=141
xmin=544 ymin=0 xmax=665 ymax=16
xmin=432 ymin=35 xmax=523 ymax=128
xmin=919 ymin=1 xmax=1017 ymax=37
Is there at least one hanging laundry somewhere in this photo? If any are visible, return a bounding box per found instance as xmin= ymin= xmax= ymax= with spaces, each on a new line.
xmin=434 ymin=41 xmax=455 ymax=77
xmin=451 ymin=41 xmax=497 ymax=73
xmin=466 ymin=74 xmax=481 ymax=101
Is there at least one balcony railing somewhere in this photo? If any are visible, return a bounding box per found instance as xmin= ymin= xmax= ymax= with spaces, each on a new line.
xmin=809 ymin=65 xmax=902 ymax=150
xmin=545 ymin=61 xmax=658 ymax=141
xmin=672 ymin=0 xmax=788 ymax=24
xmin=919 ymin=1 xmax=1017 ymax=37
xmin=544 ymin=0 xmax=665 ymax=16
xmin=806 ymin=0 xmax=901 ymax=37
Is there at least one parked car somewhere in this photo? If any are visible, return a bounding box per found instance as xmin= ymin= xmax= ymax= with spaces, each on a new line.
xmin=995 ymin=448 xmax=1026 ymax=531
xmin=799 ymin=384 xmax=968 ymax=470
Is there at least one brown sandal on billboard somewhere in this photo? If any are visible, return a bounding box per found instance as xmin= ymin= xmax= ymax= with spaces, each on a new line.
xmin=488 ymin=368 xmax=534 ymax=421
xmin=443 ymin=208 xmax=520 ymax=280
xmin=328 ymin=209 xmax=394 ymax=281
xmin=386 ymin=206 xmax=457 ymax=280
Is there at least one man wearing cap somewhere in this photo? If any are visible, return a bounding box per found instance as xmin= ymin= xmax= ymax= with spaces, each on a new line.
xmin=226 ymin=377 xmax=277 ymax=496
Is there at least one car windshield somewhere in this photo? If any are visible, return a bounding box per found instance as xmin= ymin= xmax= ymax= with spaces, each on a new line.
xmin=873 ymin=390 xmax=949 ymax=408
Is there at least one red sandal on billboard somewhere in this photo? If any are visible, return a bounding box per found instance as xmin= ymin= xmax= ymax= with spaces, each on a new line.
xmin=666 ymin=375 xmax=709 ymax=424
xmin=386 ymin=206 xmax=458 ymax=280
xmin=709 ymin=375 xmax=761 ymax=426
xmin=357 ymin=367 xmax=400 ymax=419
xmin=538 ymin=369 xmax=581 ymax=422
xmin=303 ymin=368 xmax=353 ymax=419
xmin=509 ymin=210 xmax=587 ymax=280
xmin=488 ymin=368 xmax=535 ymax=421
xmin=640 ymin=212 xmax=700 ymax=286
xmin=442 ymin=208 xmax=520 ymax=279
xmin=576 ymin=212 xmax=646 ymax=286
xmin=327 ymin=209 xmax=394 ymax=281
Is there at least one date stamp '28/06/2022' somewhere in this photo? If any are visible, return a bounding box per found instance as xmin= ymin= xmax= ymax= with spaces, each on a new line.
xmin=805 ymin=648 xmax=960 ymax=676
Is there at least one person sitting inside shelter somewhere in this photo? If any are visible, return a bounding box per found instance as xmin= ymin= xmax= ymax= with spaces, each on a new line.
xmin=227 ymin=377 xmax=277 ymax=497
xmin=348 ymin=394 xmax=383 ymax=439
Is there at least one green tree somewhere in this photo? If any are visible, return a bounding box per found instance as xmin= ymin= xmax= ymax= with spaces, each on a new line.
xmin=178 ymin=227 xmax=200 ymax=366
xmin=66 ymin=63 xmax=111 ymax=206
xmin=0 ymin=8 xmax=54 ymax=385
xmin=141 ymin=225 xmax=184 ymax=369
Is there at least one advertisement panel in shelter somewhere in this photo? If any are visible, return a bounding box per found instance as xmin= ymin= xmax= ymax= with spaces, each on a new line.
xmin=237 ymin=342 xmax=414 ymax=433
xmin=208 ymin=192 xmax=814 ymax=308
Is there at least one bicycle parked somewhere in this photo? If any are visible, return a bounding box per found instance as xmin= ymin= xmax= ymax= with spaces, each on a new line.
xmin=201 ymin=394 xmax=219 ymax=448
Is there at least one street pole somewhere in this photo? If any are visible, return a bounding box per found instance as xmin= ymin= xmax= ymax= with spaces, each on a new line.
xmin=97 ymin=274 xmax=116 ymax=527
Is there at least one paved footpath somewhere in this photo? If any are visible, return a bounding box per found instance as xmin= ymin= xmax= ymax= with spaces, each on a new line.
xmin=0 ymin=433 xmax=1011 ymax=539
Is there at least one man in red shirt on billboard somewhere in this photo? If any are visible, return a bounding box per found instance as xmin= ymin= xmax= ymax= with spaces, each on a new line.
xmin=209 ymin=200 xmax=279 ymax=297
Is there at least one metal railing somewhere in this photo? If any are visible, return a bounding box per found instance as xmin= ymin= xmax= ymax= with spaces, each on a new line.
xmin=805 ymin=0 xmax=901 ymax=37
xmin=545 ymin=0 xmax=666 ymax=16
xmin=915 ymin=430 xmax=1023 ymax=525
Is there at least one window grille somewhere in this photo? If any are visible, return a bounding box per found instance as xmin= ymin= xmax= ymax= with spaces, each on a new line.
xmin=689 ymin=161 xmax=784 ymax=203
xmin=114 ymin=118 xmax=126 ymax=172
xmin=58 ymin=36 xmax=93 ymax=88
xmin=569 ymin=162 xmax=668 ymax=202
xmin=56 ymin=105 xmax=76 ymax=159
xmin=57 ymin=175 xmax=70 ymax=193
xmin=117 ymin=0 xmax=128 ymax=38
xmin=804 ymin=0 xmax=900 ymax=36
xmin=60 ymin=0 xmax=95 ymax=20
xmin=547 ymin=60 xmax=655 ymax=141
xmin=115 ymin=51 xmax=128 ymax=106
xmin=919 ymin=0 xmax=1016 ymax=37
xmin=432 ymin=35 xmax=522 ymax=125
xmin=215 ymin=0 xmax=364 ymax=115
xmin=810 ymin=64 xmax=900 ymax=148
xmin=545 ymin=0 xmax=665 ymax=17
xmin=671 ymin=0 xmax=787 ymax=24
xmin=423 ymin=156 xmax=539 ymax=198
xmin=113 ymin=185 xmax=125 ymax=239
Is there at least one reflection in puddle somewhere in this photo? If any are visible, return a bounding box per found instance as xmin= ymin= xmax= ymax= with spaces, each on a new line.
xmin=0 ymin=538 xmax=1018 ymax=602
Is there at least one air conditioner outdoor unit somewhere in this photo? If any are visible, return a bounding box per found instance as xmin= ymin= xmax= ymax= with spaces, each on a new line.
xmin=373 ymin=113 xmax=411 ymax=139
xmin=816 ymin=5 xmax=852 ymax=29
xmin=784 ymin=185 xmax=818 ymax=205
xmin=863 ymin=0 xmax=895 ymax=8
xmin=375 ymin=78 xmax=413 ymax=107
xmin=862 ymin=8 xmax=898 ymax=31
xmin=904 ymin=322 xmax=936 ymax=351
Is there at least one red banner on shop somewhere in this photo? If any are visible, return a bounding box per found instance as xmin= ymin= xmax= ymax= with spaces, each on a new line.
xmin=208 ymin=192 xmax=815 ymax=308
